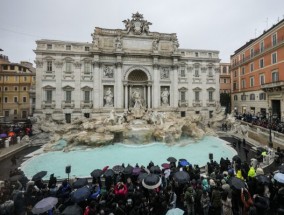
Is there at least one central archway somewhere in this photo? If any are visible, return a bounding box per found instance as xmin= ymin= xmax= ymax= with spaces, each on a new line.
xmin=124 ymin=68 xmax=152 ymax=109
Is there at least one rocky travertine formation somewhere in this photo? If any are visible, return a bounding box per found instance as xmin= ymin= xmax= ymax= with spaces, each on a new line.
xmin=32 ymin=108 xmax=224 ymax=151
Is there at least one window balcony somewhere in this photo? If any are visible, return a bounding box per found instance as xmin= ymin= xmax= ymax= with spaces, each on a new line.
xmin=206 ymin=100 xmax=216 ymax=107
xmin=41 ymin=100 xmax=55 ymax=109
xmin=43 ymin=71 xmax=55 ymax=79
xmin=178 ymin=100 xmax=188 ymax=107
xmin=62 ymin=100 xmax=75 ymax=109
xmin=206 ymin=77 xmax=215 ymax=84
xmin=192 ymin=100 xmax=202 ymax=107
xmin=80 ymin=100 xmax=93 ymax=108
xmin=261 ymin=81 xmax=284 ymax=92
xmin=63 ymin=71 xmax=74 ymax=79
xmin=81 ymin=73 xmax=93 ymax=81
xmin=193 ymin=77 xmax=202 ymax=83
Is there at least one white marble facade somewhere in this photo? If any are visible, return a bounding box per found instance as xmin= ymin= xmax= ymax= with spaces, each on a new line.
xmin=34 ymin=12 xmax=220 ymax=121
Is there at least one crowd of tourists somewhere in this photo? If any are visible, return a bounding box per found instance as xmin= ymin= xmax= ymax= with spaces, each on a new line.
xmin=0 ymin=151 xmax=284 ymax=215
xmin=235 ymin=112 xmax=284 ymax=134
xmin=0 ymin=122 xmax=32 ymax=148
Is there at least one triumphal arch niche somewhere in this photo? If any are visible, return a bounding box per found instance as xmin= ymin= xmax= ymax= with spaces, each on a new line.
xmin=91 ymin=12 xmax=181 ymax=112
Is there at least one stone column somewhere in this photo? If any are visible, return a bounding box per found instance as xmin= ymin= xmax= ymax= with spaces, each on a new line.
xmin=115 ymin=62 xmax=123 ymax=108
xmin=93 ymin=61 xmax=100 ymax=109
xmin=147 ymin=85 xmax=151 ymax=108
xmin=55 ymin=59 xmax=63 ymax=109
xmin=152 ymin=64 xmax=159 ymax=108
xmin=124 ymin=85 xmax=128 ymax=109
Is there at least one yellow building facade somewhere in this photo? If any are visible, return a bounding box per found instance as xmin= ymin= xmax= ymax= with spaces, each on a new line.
xmin=0 ymin=54 xmax=35 ymax=122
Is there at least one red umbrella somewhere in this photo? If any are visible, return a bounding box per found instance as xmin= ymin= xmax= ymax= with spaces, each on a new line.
xmin=8 ymin=132 xmax=16 ymax=137
xmin=102 ymin=166 xmax=109 ymax=172
xmin=161 ymin=163 xmax=170 ymax=169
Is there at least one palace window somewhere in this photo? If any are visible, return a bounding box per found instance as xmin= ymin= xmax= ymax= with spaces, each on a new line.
xmin=259 ymin=93 xmax=266 ymax=100
xmin=272 ymin=52 xmax=277 ymax=64
xmin=208 ymin=67 xmax=213 ymax=77
xmin=23 ymin=97 xmax=27 ymax=103
xmin=4 ymin=97 xmax=8 ymax=103
xmin=259 ymin=74 xmax=265 ymax=85
xmin=47 ymin=61 xmax=52 ymax=71
xmin=47 ymin=44 xmax=52 ymax=49
xmin=222 ymin=66 xmax=227 ymax=73
xmin=260 ymin=41 xmax=264 ymax=52
xmin=4 ymin=87 xmax=8 ymax=91
xmin=234 ymin=95 xmax=238 ymax=101
xmin=272 ymin=70 xmax=279 ymax=82
xmin=46 ymin=90 xmax=52 ymax=103
xmin=14 ymin=97 xmax=18 ymax=103
xmin=84 ymin=91 xmax=90 ymax=102
xmin=84 ymin=62 xmax=91 ymax=74
xmin=180 ymin=91 xmax=186 ymax=101
xmin=194 ymin=67 xmax=199 ymax=77
xmin=23 ymin=86 xmax=27 ymax=91
xmin=241 ymin=67 xmax=245 ymax=75
xmin=180 ymin=69 xmax=185 ymax=77
xmin=250 ymin=48 xmax=254 ymax=58
xmin=195 ymin=52 xmax=199 ymax=57
xmin=272 ymin=33 xmax=277 ymax=46
xmin=14 ymin=86 xmax=18 ymax=91
xmin=250 ymin=77 xmax=254 ymax=87
xmin=66 ymin=45 xmax=71 ymax=50
xmin=250 ymin=94 xmax=255 ymax=100
xmin=195 ymin=91 xmax=199 ymax=101
xmin=85 ymin=46 xmax=90 ymax=51
xmin=66 ymin=91 xmax=72 ymax=103
xmin=208 ymin=91 xmax=213 ymax=101
xmin=259 ymin=58 xmax=264 ymax=68
xmin=66 ymin=61 xmax=72 ymax=72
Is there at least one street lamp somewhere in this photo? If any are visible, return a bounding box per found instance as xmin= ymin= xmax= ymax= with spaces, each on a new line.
xmin=268 ymin=107 xmax=273 ymax=148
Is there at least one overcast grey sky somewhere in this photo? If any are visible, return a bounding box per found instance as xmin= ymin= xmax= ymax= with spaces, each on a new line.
xmin=1 ymin=0 xmax=284 ymax=64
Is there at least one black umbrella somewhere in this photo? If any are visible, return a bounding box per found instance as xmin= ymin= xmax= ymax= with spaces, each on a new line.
xmin=279 ymin=165 xmax=284 ymax=174
xmin=255 ymin=175 xmax=270 ymax=185
xmin=32 ymin=171 xmax=47 ymax=181
xmin=138 ymin=173 xmax=148 ymax=182
xmin=232 ymin=155 xmax=241 ymax=164
xmin=113 ymin=165 xmax=124 ymax=174
xmin=123 ymin=165 xmax=134 ymax=175
xmin=90 ymin=169 xmax=103 ymax=178
xmin=173 ymin=171 xmax=190 ymax=184
xmin=72 ymin=178 xmax=88 ymax=189
xmin=167 ymin=157 xmax=177 ymax=162
xmin=142 ymin=174 xmax=161 ymax=189
xmin=150 ymin=165 xmax=162 ymax=174
xmin=62 ymin=204 xmax=83 ymax=215
xmin=104 ymin=169 xmax=115 ymax=178
xmin=70 ymin=186 xmax=91 ymax=203
xmin=228 ymin=177 xmax=246 ymax=190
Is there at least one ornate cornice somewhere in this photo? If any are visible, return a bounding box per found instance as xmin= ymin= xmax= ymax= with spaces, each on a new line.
xmin=74 ymin=61 xmax=82 ymax=69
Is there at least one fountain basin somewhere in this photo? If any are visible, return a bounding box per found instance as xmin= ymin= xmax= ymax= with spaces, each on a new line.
xmin=21 ymin=136 xmax=237 ymax=180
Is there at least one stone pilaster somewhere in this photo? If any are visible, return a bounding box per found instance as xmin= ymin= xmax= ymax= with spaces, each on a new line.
xmin=152 ymin=63 xmax=159 ymax=108
xmin=115 ymin=62 xmax=123 ymax=108
xmin=93 ymin=60 xmax=100 ymax=109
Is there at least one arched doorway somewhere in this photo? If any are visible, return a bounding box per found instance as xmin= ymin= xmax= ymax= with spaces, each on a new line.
xmin=124 ymin=69 xmax=152 ymax=109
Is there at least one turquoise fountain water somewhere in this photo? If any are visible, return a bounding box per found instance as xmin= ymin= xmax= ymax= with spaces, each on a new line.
xmin=21 ymin=136 xmax=236 ymax=180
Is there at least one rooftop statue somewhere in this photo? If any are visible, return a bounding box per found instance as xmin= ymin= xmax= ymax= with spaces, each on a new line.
xmin=122 ymin=12 xmax=152 ymax=35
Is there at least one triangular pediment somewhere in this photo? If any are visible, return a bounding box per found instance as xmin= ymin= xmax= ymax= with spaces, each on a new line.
xmin=178 ymin=87 xmax=188 ymax=91
xmin=62 ymin=85 xmax=75 ymax=91
xmin=193 ymin=87 xmax=202 ymax=91
xmin=207 ymin=87 xmax=215 ymax=91
xmin=42 ymin=85 xmax=55 ymax=90
xmin=81 ymin=86 xmax=93 ymax=91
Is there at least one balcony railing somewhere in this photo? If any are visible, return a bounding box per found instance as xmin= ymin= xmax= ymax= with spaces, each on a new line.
xmin=231 ymin=36 xmax=284 ymax=69
xmin=261 ymin=81 xmax=284 ymax=92
xmin=206 ymin=100 xmax=216 ymax=107
xmin=43 ymin=71 xmax=55 ymax=79
xmin=178 ymin=100 xmax=188 ymax=107
xmin=192 ymin=100 xmax=202 ymax=107
xmin=81 ymin=73 xmax=93 ymax=81
xmin=63 ymin=71 xmax=74 ymax=79
xmin=62 ymin=100 xmax=75 ymax=109
xmin=41 ymin=100 xmax=55 ymax=109
xmin=80 ymin=100 xmax=93 ymax=108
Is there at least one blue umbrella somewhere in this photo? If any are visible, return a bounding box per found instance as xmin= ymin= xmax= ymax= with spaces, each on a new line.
xmin=274 ymin=173 xmax=284 ymax=184
xmin=179 ymin=160 xmax=190 ymax=167
xmin=70 ymin=186 xmax=91 ymax=203
xmin=0 ymin=133 xmax=7 ymax=138
xmin=32 ymin=197 xmax=58 ymax=214
xmin=72 ymin=178 xmax=88 ymax=189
